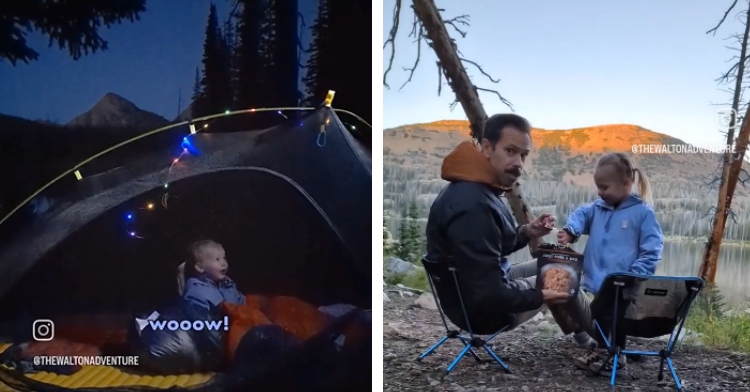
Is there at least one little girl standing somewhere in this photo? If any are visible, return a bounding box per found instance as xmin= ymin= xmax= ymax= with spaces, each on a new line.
xmin=558 ymin=152 xmax=664 ymax=378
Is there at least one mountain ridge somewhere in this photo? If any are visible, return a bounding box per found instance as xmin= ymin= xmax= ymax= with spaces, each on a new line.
xmin=384 ymin=119 xmax=749 ymax=190
xmin=66 ymin=93 xmax=171 ymax=131
xmin=388 ymin=121 xmax=685 ymax=154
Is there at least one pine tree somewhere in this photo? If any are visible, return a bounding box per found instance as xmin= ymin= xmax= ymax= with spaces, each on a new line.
xmin=383 ymin=216 xmax=392 ymax=256
xmin=395 ymin=209 xmax=410 ymax=261
xmin=235 ymin=0 xmax=271 ymax=109
xmin=223 ymin=18 xmax=237 ymax=107
xmin=269 ymin=0 xmax=299 ymax=106
xmin=191 ymin=66 xmax=202 ymax=111
xmin=303 ymin=0 xmax=371 ymax=122
xmin=302 ymin=0 xmax=329 ymax=106
xmin=224 ymin=18 xmax=240 ymax=106
xmin=1 ymin=0 xmax=146 ymax=65
xmin=217 ymin=20 xmax=233 ymax=112
xmin=194 ymin=3 xmax=224 ymax=118
xmin=404 ymin=202 xmax=422 ymax=262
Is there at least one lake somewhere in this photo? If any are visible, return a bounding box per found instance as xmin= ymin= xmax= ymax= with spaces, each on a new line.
xmin=506 ymin=235 xmax=750 ymax=307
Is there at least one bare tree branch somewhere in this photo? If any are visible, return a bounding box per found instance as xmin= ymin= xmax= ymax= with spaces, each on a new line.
xmin=383 ymin=0 xmax=403 ymax=89
xmin=442 ymin=14 xmax=470 ymax=37
xmin=399 ymin=12 xmax=424 ymax=91
xmin=460 ymin=58 xmax=500 ymax=83
xmin=382 ymin=2 xmax=512 ymax=111
xmin=707 ymin=0 xmax=740 ymax=35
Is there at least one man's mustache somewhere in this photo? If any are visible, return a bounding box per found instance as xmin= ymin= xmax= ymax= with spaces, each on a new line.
xmin=506 ymin=168 xmax=522 ymax=176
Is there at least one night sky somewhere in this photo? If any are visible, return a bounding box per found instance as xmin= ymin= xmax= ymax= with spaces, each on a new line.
xmin=0 ymin=1 xmax=316 ymax=124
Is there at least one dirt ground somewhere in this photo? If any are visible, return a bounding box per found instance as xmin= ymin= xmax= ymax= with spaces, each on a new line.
xmin=383 ymin=293 xmax=750 ymax=392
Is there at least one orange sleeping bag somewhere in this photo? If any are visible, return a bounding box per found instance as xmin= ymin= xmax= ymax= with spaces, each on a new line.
xmin=221 ymin=302 xmax=273 ymax=362
xmin=221 ymin=295 xmax=331 ymax=362
xmin=252 ymin=295 xmax=329 ymax=341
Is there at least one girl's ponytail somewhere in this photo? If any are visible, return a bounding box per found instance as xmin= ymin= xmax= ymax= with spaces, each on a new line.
xmin=633 ymin=168 xmax=652 ymax=205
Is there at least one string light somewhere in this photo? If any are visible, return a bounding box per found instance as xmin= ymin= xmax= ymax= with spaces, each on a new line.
xmin=122 ymin=95 xmax=344 ymax=240
xmin=0 ymin=93 xmax=370 ymax=230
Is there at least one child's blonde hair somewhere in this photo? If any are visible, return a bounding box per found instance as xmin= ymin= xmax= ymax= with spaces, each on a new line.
xmin=186 ymin=239 xmax=221 ymax=277
xmin=176 ymin=262 xmax=186 ymax=295
xmin=597 ymin=153 xmax=653 ymax=205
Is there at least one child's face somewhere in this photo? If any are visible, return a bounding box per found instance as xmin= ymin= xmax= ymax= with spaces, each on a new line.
xmin=594 ymin=165 xmax=632 ymax=206
xmin=195 ymin=244 xmax=229 ymax=281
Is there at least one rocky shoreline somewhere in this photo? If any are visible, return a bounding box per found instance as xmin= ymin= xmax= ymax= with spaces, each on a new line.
xmin=383 ymin=290 xmax=750 ymax=391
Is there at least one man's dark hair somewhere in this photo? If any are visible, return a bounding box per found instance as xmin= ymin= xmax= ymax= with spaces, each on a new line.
xmin=483 ymin=114 xmax=531 ymax=147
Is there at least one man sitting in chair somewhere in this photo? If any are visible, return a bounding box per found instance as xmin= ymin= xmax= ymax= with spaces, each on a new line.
xmin=425 ymin=113 xmax=597 ymax=348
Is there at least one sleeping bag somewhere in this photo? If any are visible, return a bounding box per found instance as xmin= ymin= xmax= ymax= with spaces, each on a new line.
xmin=233 ymin=324 xmax=300 ymax=366
xmin=224 ymin=309 xmax=361 ymax=391
xmin=127 ymin=299 xmax=225 ymax=374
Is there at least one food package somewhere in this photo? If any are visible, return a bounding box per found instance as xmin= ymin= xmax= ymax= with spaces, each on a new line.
xmin=535 ymin=243 xmax=584 ymax=300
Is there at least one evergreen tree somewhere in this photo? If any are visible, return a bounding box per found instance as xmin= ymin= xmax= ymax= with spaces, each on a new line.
xmin=193 ymin=4 xmax=224 ymax=118
xmin=191 ymin=66 xmax=202 ymax=111
xmin=216 ymin=20 xmax=233 ymax=111
xmin=395 ymin=208 xmax=410 ymax=261
xmin=269 ymin=0 xmax=299 ymax=106
xmin=235 ymin=0 xmax=271 ymax=109
xmin=393 ymin=202 xmax=422 ymax=262
xmin=404 ymin=202 xmax=422 ymax=262
xmin=383 ymin=215 xmax=392 ymax=256
xmin=223 ymin=19 xmax=239 ymax=106
xmin=302 ymin=0 xmax=329 ymax=106
xmin=303 ymin=0 xmax=371 ymax=122
xmin=1 ymin=0 xmax=146 ymax=65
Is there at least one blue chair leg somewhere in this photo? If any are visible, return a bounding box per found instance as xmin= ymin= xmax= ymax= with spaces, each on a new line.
xmin=417 ymin=335 xmax=449 ymax=361
xmin=460 ymin=339 xmax=482 ymax=362
xmin=666 ymin=358 xmax=683 ymax=391
xmin=445 ymin=344 xmax=472 ymax=375
xmin=610 ymin=353 xmax=619 ymax=387
xmin=481 ymin=344 xmax=512 ymax=373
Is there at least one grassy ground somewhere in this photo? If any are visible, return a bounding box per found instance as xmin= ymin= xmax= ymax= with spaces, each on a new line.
xmin=687 ymin=286 xmax=750 ymax=352
xmin=386 ymin=267 xmax=750 ymax=352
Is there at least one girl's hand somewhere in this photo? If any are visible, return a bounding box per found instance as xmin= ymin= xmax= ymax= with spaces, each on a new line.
xmin=557 ymin=230 xmax=573 ymax=245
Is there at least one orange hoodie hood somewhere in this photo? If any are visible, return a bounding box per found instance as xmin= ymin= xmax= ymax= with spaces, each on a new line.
xmin=441 ymin=140 xmax=506 ymax=191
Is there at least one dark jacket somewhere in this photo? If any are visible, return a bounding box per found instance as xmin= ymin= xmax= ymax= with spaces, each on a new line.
xmin=425 ymin=141 xmax=544 ymax=326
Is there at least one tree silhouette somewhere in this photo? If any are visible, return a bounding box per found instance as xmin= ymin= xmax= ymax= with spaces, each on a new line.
xmin=223 ymin=18 xmax=238 ymax=106
xmin=304 ymin=0 xmax=371 ymax=122
xmin=0 ymin=0 xmax=146 ymax=65
xmin=269 ymin=0 xmax=300 ymax=107
xmin=303 ymin=0 xmax=330 ymax=106
xmin=194 ymin=3 xmax=233 ymax=118
xmin=191 ymin=66 xmax=203 ymax=111
xmin=235 ymin=0 xmax=272 ymax=109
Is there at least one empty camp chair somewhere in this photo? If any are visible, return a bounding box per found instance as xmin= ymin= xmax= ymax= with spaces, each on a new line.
xmin=589 ymin=273 xmax=704 ymax=391
xmin=417 ymin=257 xmax=515 ymax=377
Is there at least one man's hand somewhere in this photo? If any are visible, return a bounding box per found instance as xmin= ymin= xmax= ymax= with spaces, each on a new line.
xmin=524 ymin=212 xmax=556 ymax=239
xmin=542 ymin=289 xmax=571 ymax=305
xmin=557 ymin=229 xmax=574 ymax=245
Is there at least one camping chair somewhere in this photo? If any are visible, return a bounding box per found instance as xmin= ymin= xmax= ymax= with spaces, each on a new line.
xmin=417 ymin=257 xmax=514 ymax=377
xmin=589 ymin=272 xmax=704 ymax=391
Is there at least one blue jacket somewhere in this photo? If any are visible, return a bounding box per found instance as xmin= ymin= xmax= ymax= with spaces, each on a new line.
xmin=183 ymin=275 xmax=245 ymax=311
xmin=563 ymin=194 xmax=664 ymax=294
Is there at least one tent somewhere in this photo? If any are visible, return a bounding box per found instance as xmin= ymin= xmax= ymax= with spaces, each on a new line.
xmin=0 ymin=105 xmax=371 ymax=391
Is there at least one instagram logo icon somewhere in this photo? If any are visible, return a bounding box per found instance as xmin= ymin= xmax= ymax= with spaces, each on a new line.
xmin=32 ymin=319 xmax=55 ymax=341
